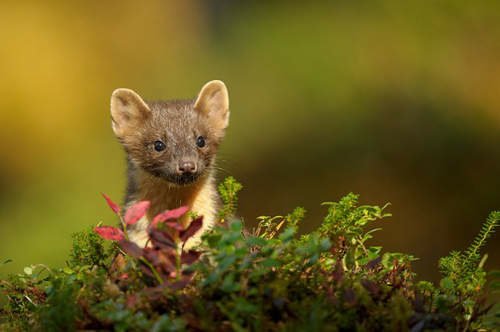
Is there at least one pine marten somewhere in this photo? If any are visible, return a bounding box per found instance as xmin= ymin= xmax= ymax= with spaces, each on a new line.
xmin=109 ymin=80 xmax=230 ymax=249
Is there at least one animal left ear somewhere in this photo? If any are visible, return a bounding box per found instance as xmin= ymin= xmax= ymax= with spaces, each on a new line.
xmin=194 ymin=80 xmax=230 ymax=130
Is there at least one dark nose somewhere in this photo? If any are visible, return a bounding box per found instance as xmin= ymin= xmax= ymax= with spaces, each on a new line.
xmin=177 ymin=161 xmax=197 ymax=174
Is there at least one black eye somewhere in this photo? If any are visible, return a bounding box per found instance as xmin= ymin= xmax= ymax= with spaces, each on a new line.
xmin=196 ymin=136 xmax=206 ymax=148
xmin=154 ymin=140 xmax=166 ymax=152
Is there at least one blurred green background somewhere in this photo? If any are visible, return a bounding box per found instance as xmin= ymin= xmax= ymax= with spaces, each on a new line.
xmin=0 ymin=1 xmax=499 ymax=281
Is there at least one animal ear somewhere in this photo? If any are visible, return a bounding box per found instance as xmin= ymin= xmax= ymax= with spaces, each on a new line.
xmin=194 ymin=80 xmax=230 ymax=130
xmin=110 ymin=88 xmax=151 ymax=137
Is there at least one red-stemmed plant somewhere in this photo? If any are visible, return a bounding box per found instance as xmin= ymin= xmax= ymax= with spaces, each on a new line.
xmin=95 ymin=194 xmax=203 ymax=289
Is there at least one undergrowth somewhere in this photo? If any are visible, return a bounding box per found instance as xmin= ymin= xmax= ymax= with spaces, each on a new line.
xmin=0 ymin=177 xmax=499 ymax=331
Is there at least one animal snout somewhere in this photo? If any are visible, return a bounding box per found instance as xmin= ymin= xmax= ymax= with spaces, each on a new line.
xmin=177 ymin=161 xmax=197 ymax=174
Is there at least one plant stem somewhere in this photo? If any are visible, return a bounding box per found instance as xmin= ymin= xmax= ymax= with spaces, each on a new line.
xmin=119 ymin=215 xmax=130 ymax=241
xmin=140 ymin=257 xmax=163 ymax=285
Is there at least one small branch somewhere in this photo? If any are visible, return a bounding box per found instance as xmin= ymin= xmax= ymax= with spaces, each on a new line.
xmin=139 ymin=257 xmax=163 ymax=285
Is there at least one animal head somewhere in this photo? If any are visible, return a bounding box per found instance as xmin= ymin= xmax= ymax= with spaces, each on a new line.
xmin=110 ymin=80 xmax=229 ymax=185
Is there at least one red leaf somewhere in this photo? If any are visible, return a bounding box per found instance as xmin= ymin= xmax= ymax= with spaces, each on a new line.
xmin=181 ymin=250 xmax=201 ymax=265
xmin=151 ymin=206 xmax=189 ymax=227
xmin=149 ymin=229 xmax=176 ymax=249
xmin=180 ymin=217 xmax=203 ymax=242
xmin=165 ymin=275 xmax=193 ymax=290
xmin=102 ymin=193 xmax=121 ymax=215
xmin=94 ymin=226 xmax=124 ymax=241
xmin=124 ymin=201 xmax=150 ymax=225
xmin=164 ymin=220 xmax=185 ymax=231
xmin=140 ymin=265 xmax=154 ymax=278
xmin=118 ymin=240 xmax=143 ymax=258
xmin=143 ymin=248 xmax=176 ymax=273
xmin=126 ymin=294 xmax=137 ymax=308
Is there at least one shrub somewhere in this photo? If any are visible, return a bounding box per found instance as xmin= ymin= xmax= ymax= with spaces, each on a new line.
xmin=1 ymin=177 xmax=498 ymax=331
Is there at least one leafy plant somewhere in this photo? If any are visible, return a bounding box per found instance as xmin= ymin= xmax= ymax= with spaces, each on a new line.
xmin=97 ymin=195 xmax=204 ymax=289
xmin=436 ymin=211 xmax=500 ymax=330
xmin=0 ymin=178 xmax=498 ymax=331
xmin=218 ymin=176 xmax=243 ymax=222
xmin=68 ymin=226 xmax=109 ymax=269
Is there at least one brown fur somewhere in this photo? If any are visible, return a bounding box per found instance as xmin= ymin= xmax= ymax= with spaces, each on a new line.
xmin=110 ymin=81 xmax=230 ymax=248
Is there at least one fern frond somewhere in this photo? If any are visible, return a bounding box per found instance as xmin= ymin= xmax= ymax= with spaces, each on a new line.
xmin=464 ymin=211 xmax=499 ymax=265
xmin=217 ymin=177 xmax=243 ymax=222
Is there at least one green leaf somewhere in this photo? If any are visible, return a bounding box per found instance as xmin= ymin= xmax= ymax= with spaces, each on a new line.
xmin=417 ymin=281 xmax=435 ymax=293
xmin=219 ymin=255 xmax=237 ymax=272
xmin=440 ymin=277 xmax=455 ymax=290
xmin=320 ymin=238 xmax=331 ymax=251
xmin=279 ymin=227 xmax=296 ymax=242
xmin=221 ymin=273 xmax=240 ymax=293
xmin=261 ymin=258 xmax=280 ymax=268
xmin=229 ymin=220 xmax=243 ymax=232
xmin=1 ymin=259 xmax=12 ymax=265
xmin=246 ymin=236 xmax=268 ymax=247
xmin=234 ymin=297 xmax=258 ymax=314
xmin=366 ymin=246 xmax=382 ymax=261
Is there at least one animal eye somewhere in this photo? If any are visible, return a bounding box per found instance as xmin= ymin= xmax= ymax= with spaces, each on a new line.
xmin=154 ymin=140 xmax=166 ymax=152
xmin=196 ymin=136 xmax=206 ymax=148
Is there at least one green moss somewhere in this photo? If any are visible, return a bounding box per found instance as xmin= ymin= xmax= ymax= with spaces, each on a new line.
xmin=68 ymin=227 xmax=112 ymax=269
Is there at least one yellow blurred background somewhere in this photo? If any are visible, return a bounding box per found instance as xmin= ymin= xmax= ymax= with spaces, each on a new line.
xmin=0 ymin=1 xmax=499 ymax=281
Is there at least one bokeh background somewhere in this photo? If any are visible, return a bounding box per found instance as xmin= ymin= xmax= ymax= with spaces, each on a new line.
xmin=0 ymin=1 xmax=499 ymax=282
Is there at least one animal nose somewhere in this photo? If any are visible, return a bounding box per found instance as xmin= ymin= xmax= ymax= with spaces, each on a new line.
xmin=177 ymin=161 xmax=197 ymax=174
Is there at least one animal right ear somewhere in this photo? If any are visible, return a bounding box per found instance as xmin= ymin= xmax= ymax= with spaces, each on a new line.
xmin=194 ymin=80 xmax=230 ymax=131
xmin=110 ymin=88 xmax=151 ymax=137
